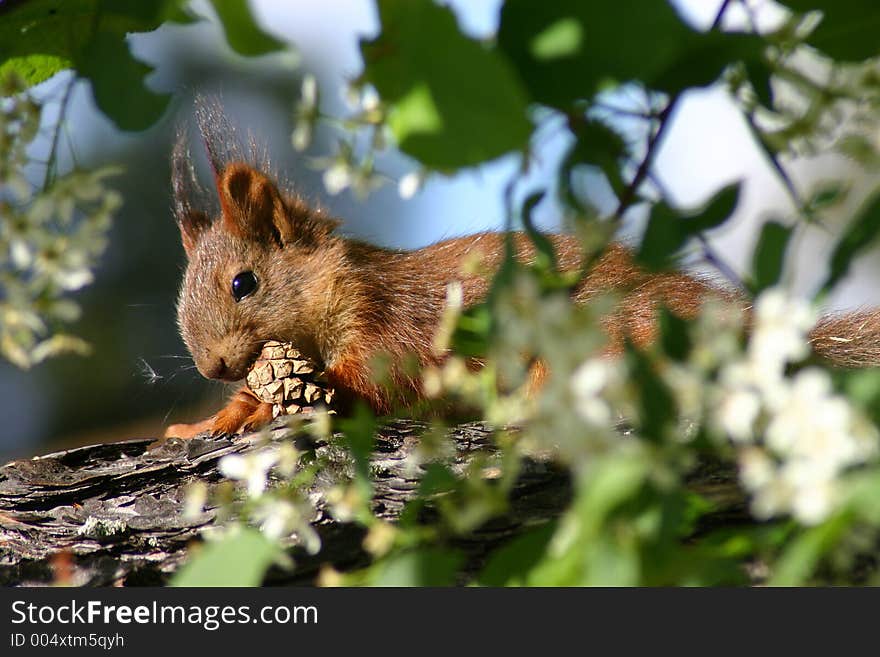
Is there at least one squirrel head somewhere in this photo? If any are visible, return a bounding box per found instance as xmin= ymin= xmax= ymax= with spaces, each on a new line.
xmin=172 ymin=105 xmax=339 ymax=382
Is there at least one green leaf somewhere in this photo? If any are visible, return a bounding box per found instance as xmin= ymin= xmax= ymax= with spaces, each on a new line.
xmin=841 ymin=470 xmax=880 ymax=525
xmin=389 ymin=82 xmax=443 ymax=139
xmin=744 ymin=59 xmax=774 ymax=108
xmin=209 ymin=0 xmax=286 ymax=57
xmin=372 ymin=548 xmax=464 ymax=586
xmin=561 ymin=118 xmax=629 ymax=205
xmin=637 ymin=182 xmax=741 ymax=271
xmin=578 ymin=454 xmax=651 ymax=532
xmin=833 ymin=369 xmax=880 ymax=427
xmin=76 ymin=29 xmax=170 ymax=131
xmin=0 ymin=54 xmax=72 ymax=88
xmin=651 ymin=29 xmax=767 ymax=96
xmin=638 ymin=203 xmax=690 ymax=271
xmin=783 ymin=0 xmax=880 ymax=61
xmin=338 ymin=403 xmax=377 ymax=485
xmin=749 ymin=220 xmax=793 ymax=293
xmin=498 ymin=0 xmax=766 ymax=108
xmin=477 ymin=522 xmax=556 ymax=586
xmin=360 ymin=0 xmax=531 ymax=168
xmin=629 ymin=349 xmax=676 ymax=443
xmin=0 ymin=0 xmax=284 ymax=130
xmin=170 ymin=528 xmax=280 ymax=587
xmin=768 ymin=514 xmax=850 ymax=586
xmin=521 ymin=191 xmax=558 ymax=272
xmin=451 ymin=303 xmax=492 ymax=357
xmin=691 ymin=182 xmax=742 ymax=231
xmin=658 ymin=306 xmax=691 ymax=362
xmin=821 ymin=190 xmax=880 ymax=294
xmin=530 ymin=18 xmax=583 ymax=61
xmin=807 ymin=183 xmax=846 ymax=211
xmin=0 ymin=0 xmax=184 ymax=129
xmin=527 ymin=454 xmax=649 ymax=585
xmin=0 ymin=0 xmax=95 ymax=87
xmin=582 ymin=533 xmax=640 ymax=585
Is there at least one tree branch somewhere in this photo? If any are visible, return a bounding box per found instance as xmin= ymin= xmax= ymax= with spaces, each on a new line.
xmin=613 ymin=93 xmax=680 ymax=220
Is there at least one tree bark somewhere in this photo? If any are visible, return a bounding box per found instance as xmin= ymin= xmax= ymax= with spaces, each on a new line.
xmin=0 ymin=419 xmax=574 ymax=586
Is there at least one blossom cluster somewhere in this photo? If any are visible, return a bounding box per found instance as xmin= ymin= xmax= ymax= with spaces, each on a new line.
xmin=562 ymin=287 xmax=880 ymax=526
xmin=0 ymin=75 xmax=120 ymax=368
xmin=213 ymin=441 xmax=321 ymax=554
xmin=715 ymin=290 xmax=877 ymax=524
xmin=291 ymin=74 xmax=424 ymax=200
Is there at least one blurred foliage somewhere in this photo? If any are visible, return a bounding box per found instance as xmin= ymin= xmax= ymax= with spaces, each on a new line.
xmin=171 ymin=526 xmax=282 ymax=587
xmin=0 ymin=0 xmax=286 ymax=130
xmin=0 ymin=0 xmax=181 ymax=130
xmin=8 ymin=0 xmax=880 ymax=586
xmin=0 ymin=0 xmax=291 ymax=373
xmin=0 ymin=74 xmax=119 ymax=368
xmin=360 ymin=0 xmax=531 ymax=168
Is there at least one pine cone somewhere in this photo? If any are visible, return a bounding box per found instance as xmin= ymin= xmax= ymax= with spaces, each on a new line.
xmin=246 ymin=341 xmax=336 ymax=418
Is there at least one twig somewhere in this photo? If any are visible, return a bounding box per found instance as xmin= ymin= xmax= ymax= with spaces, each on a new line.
xmin=646 ymin=168 xmax=744 ymax=288
xmin=42 ymin=74 xmax=77 ymax=191
xmin=502 ymin=171 xmax=518 ymax=234
xmin=742 ymin=110 xmax=807 ymax=217
xmin=697 ymin=234 xmax=744 ymax=288
xmin=711 ymin=0 xmax=733 ymax=30
xmin=613 ymin=93 xmax=680 ymax=220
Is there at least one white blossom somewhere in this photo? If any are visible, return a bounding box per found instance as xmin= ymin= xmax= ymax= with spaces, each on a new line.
xmin=717 ymin=385 xmax=761 ymax=443
xmin=10 ymin=240 xmax=31 ymax=268
xmin=748 ymin=289 xmax=816 ymax=379
xmin=350 ymin=166 xmax=385 ymax=199
xmin=291 ymin=121 xmax=312 ymax=152
xmin=292 ymin=74 xmax=319 ymax=151
xmin=322 ymin=162 xmax=352 ymax=195
xmin=361 ymin=85 xmax=380 ymax=113
xmin=256 ymin=498 xmax=297 ymax=539
xmin=183 ymin=481 xmax=208 ymax=520
xmin=253 ymin=498 xmax=321 ymax=554
xmin=342 ymin=82 xmax=381 ymax=116
xmin=786 ymin=465 xmax=835 ymax=526
xmin=739 ymin=447 xmax=775 ymax=491
xmin=570 ymin=359 xmax=613 ymax=427
xmin=398 ymin=171 xmax=423 ymax=199
xmin=744 ymin=457 xmax=838 ymax=526
xmin=54 ymin=266 xmax=94 ymax=292
xmin=765 ymin=369 xmax=856 ymax=464
xmin=218 ymin=448 xmax=280 ymax=498
xmin=714 ymin=288 xmax=879 ymax=525
xmin=300 ymin=74 xmax=318 ymax=111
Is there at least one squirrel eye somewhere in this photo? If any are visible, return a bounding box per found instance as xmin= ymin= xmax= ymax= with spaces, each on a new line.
xmin=231 ymin=271 xmax=258 ymax=302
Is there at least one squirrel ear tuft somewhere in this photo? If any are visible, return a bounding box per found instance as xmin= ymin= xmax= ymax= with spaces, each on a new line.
xmin=177 ymin=210 xmax=212 ymax=256
xmin=218 ymin=163 xmax=293 ymax=245
xmin=172 ymin=129 xmax=212 ymax=257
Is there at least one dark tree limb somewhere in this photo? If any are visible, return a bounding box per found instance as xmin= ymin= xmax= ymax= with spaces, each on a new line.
xmin=1 ymin=414 xmax=751 ymax=587
xmin=0 ymin=419 xmax=573 ymax=586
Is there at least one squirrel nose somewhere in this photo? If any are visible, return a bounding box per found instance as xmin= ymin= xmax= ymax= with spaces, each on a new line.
xmin=203 ymin=355 xmax=229 ymax=380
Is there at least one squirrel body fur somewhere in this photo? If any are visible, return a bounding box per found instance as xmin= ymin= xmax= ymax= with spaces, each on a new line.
xmin=165 ymin=116 xmax=880 ymax=438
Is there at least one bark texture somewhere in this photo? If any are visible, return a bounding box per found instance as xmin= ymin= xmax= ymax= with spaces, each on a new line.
xmin=0 ymin=419 xmax=573 ymax=586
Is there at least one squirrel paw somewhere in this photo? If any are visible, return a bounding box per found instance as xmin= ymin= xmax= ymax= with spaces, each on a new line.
xmin=211 ymin=401 xmax=274 ymax=435
xmin=209 ymin=388 xmax=274 ymax=436
xmin=164 ymin=387 xmax=274 ymax=439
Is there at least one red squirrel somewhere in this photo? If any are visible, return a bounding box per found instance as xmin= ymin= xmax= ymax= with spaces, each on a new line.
xmin=164 ymin=109 xmax=880 ymax=439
